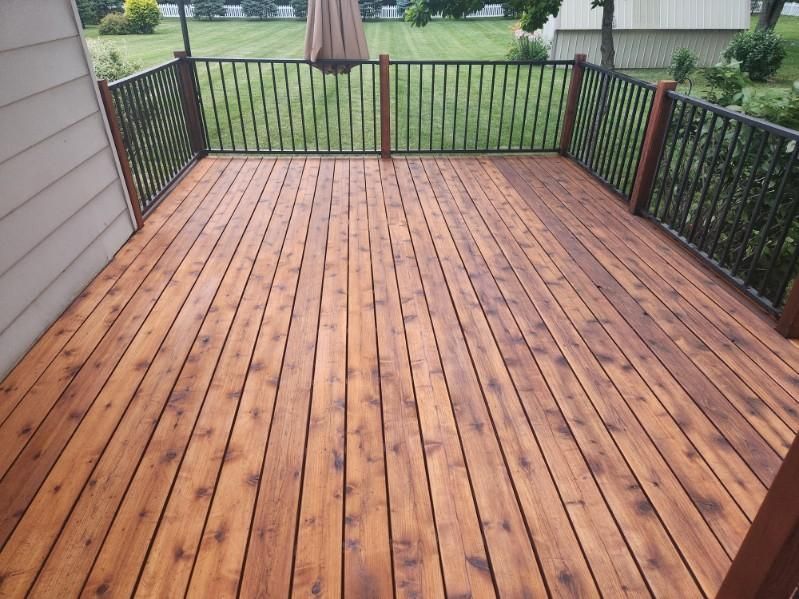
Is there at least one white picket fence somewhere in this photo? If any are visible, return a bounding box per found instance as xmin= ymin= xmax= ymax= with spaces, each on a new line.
xmin=158 ymin=3 xmax=505 ymax=19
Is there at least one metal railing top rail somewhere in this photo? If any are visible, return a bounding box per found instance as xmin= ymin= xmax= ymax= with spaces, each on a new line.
xmin=187 ymin=56 xmax=379 ymax=65
xmin=581 ymin=62 xmax=657 ymax=90
xmin=667 ymin=90 xmax=799 ymax=142
xmin=108 ymin=58 xmax=182 ymax=87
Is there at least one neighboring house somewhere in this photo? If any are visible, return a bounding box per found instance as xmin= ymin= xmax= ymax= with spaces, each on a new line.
xmin=542 ymin=0 xmax=751 ymax=68
xmin=0 ymin=0 xmax=137 ymax=378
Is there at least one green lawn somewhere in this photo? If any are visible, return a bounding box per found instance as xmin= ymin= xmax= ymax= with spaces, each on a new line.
xmin=86 ymin=18 xmax=518 ymax=67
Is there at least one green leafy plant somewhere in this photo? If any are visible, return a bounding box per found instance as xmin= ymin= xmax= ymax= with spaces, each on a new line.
xmin=194 ymin=0 xmax=227 ymax=20
xmin=723 ymin=29 xmax=786 ymax=82
xmin=506 ymin=34 xmax=549 ymax=60
xmin=669 ymin=47 xmax=698 ymax=84
xmin=704 ymin=61 xmax=747 ymax=105
xmin=98 ymin=12 xmax=132 ymax=34
xmin=359 ymin=0 xmax=383 ymax=19
xmin=87 ymin=39 xmax=140 ymax=80
xmin=241 ymin=0 xmax=278 ymax=19
xmin=405 ymin=0 xmax=432 ymax=26
xmin=290 ymin=0 xmax=308 ymax=18
xmin=124 ymin=0 xmax=160 ymax=33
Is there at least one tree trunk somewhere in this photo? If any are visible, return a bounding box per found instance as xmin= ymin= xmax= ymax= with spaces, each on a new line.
xmin=600 ymin=0 xmax=615 ymax=69
xmin=758 ymin=0 xmax=786 ymax=30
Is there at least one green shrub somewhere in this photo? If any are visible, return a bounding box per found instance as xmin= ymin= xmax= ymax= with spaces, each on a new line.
xmin=290 ymin=0 xmax=308 ymax=18
xmin=405 ymin=0 xmax=432 ymax=27
xmin=241 ymin=0 xmax=278 ymax=18
xmin=723 ymin=29 xmax=786 ymax=82
xmin=738 ymin=83 xmax=799 ymax=130
xmin=194 ymin=0 xmax=227 ymax=19
xmin=669 ymin=47 xmax=698 ymax=84
xmin=124 ymin=0 xmax=160 ymax=33
xmin=506 ymin=34 xmax=549 ymax=61
xmin=359 ymin=0 xmax=382 ymax=19
xmin=87 ymin=39 xmax=140 ymax=81
xmin=703 ymin=61 xmax=747 ymax=105
xmin=98 ymin=12 xmax=132 ymax=34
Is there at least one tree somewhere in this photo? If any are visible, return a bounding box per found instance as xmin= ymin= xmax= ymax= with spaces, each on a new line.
xmin=404 ymin=0 xmax=615 ymax=68
xmin=242 ymin=0 xmax=278 ymax=19
xmin=757 ymin=0 xmax=786 ymax=30
xmin=194 ymin=0 xmax=226 ymax=20
xmin=591 ymin=0 xmax=615 ymax=69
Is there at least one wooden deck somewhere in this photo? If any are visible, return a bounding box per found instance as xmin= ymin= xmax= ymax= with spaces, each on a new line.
xmin=1 ymin=155 xmax=798 ymax=598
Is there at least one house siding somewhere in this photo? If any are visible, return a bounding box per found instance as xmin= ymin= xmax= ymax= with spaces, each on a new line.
xmin=551 ymin=29 xmax=738 ymax=68
xmin=0 ymin=0 xmax=136 ymax=377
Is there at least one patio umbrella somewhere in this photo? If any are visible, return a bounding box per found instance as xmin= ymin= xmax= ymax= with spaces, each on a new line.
xmin=304 ymin=0 xmax=369 ymax=73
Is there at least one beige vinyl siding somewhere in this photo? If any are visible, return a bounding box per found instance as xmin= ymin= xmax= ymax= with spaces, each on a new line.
xmin=0 ymin=0 xmax=136 ymax=377
xmin=552 ymin=29 xmax=738 ymax=68
xmin=555 ymin=0 xmax=750 ymax=30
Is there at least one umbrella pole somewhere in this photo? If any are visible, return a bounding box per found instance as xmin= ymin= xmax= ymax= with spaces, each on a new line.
xmin=178 ymin=0 xmax=192 ymax=56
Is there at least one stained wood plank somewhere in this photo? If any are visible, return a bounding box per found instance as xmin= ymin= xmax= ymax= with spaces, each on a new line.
xmin=3 ymin=155 xmax=799 ymax=599
xmin=342 ymin=159 xmax=396 ymax=598
xmin=132 ymin=158 xmax=305 ymax=597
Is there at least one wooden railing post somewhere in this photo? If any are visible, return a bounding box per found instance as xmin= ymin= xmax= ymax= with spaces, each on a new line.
xmin=173 ymin=51 xmax=205 ymax=155
xmin=379 ymin=54 xmax=391 ymax=159
xmin=717 ymin=432 xmax=799 ymax=598
xmin=97 ymin=79 xmax=144 ymax=230
xmin=628 ymin=79 xmax=677 ymax=215
xmin=559 ymin=53 xmax=587 ymax=155
xmin=777 ymin=282 xmax=799 ymax=338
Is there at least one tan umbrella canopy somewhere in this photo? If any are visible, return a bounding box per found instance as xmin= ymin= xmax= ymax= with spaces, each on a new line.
xmin=304 ymin=0 xmax=369 ymax=73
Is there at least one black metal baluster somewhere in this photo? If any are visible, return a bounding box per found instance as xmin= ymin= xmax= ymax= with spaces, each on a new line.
xmin=418 ymin=64 xmax=423 ymax=151
xmin=359 ymin=66 xmax=366 ymax=153
xmin=717 ymin=130 xmax=769 ymax=267
xmin=347 ymin=70 xmax=354 ymax=152
xmin=648 ymin=98 xmax=686 ymax=217
xmin=452 ymin=64 xmax=459 ymax=150
xmin=257 ymin=63 xmax=273 ymax=151
xmin=270 ymin=62 xmax=284 ymax=151
xmin=518 ymin=63 xmax=533 ymax=150
xmin=695 ymin=120 xmax=743 ymax=251
xmin=296 ymin=63 xmax=308 ymax=151
xmin=321 ymin=71 xmax=330 ymax=152
xmin=308 ymin=64 xmax=318 ymax=152
xmin=755 ymin=156 xmax=798 ymax=298
xmin=707 ymin=126 xmax=757 ymax=259
xmin=495 ymin=63 xmax=509 ymax=150
xmin=576 ymin=68 xmax=601 ymax=162
xmin=168 ymin=64 xmax=194 ymax=159
xmin=676 ymin=113 xmax=720 ymax=235
xmin=609 ymin=82 xmax=642 ymax=189
xmin=441 ymin=64 xmax=448 ymax=151
xmin=218 ymin=61 xmax=236 ymax=151
xmin=595 ymin=77 xmax=623 ymax=179
xmin=334 ymin=70 xmax=343 ymax=151
xmin=744 ymin=142 xmax=796 ymax=286
xmin=685 ymin=117 xmax=730 ymax=242
xmin=553 ymin=63 xmax=570 ymax=151
xmin=659 ymin=103 xmax=698 ymax=223
xmin=474 ymin=65 xmax=484 ymax=150
xmin=245 ymin=62 xmax=260 ymax=151
xmin=131 ymin=76 xmax=168 ymax=189
xmin=429 ymin=63 xmax=436 ymax=150
xmin=112 ymin=86 xmax=149 ymax=204
xmin=530 ymin=64 xmax=546 ymax=151
xmin=283 ymin=63 xmax=296 ymax=152
xmin=204 ymin=61 xmax=222 ymax=150
xmin=484 ymin=65 xmax=496 ymax=150
xmin=463 ymin=64 xmax=472 ymax=150
xmin=230 ymin=62 xmax=248 ymax=151
xmin=151 ymin=68 xmax=181 ymax=172
xmin=542 ymin=59 xmax=558 ymax=149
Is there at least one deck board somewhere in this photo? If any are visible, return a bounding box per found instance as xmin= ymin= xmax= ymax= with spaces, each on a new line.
xmin=1 ymin=155 xmax=798 ymax=598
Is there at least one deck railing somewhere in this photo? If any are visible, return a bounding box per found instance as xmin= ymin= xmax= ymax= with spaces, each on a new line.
xmin=567 ymin=64 xmax=654 ymax=197
xmin=99 ymin=52 xmax=799 ymax=336
xmin=389 ymin=60 xmax=572 ymax=153
xmin=644 ymin=93 xmax=799 ymax=314
xmin=104 ymin=59 xmax=201 ymax=215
